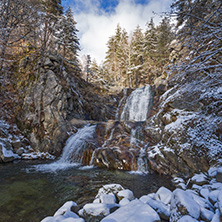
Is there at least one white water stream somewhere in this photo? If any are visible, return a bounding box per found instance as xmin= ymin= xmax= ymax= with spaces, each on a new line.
xmin=120 ymin=85 xmax=152 ymax=121
xmin=35 ymin=125 xmax=96 ymax=172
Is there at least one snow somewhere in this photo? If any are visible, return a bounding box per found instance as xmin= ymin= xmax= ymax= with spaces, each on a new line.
xmin=80 ymin=203 xmax=117 ymax=217
xmin=177 ymin=215 xmax=198 ymax=222
xmin=170 ymin=189 xmax=200 ymax=220
xmin=154 ymin=186 xmax=172 ymax=205
xmin=200 ymin=207 xmax=214 ymax=221
xmin=101 ymin=199 xmax=160 ymax=222
xmin=95 ymin=184 xmax=124 ymax=199
xmin=100 ymin=194 xmax=116 ymax=204
xmin=117 ymin=189 xmax=134 ymax=201
xmin=119 ymin=198 xmax=130 ymax=206
xmin=191 ymin=173 xmax=208 ymax=184
xmin=54 ymin=201 xmax=78 ymax=217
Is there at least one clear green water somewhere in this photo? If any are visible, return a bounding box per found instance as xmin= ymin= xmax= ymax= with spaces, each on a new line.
xmin=0 ymin=160 xmax=173 ymax=222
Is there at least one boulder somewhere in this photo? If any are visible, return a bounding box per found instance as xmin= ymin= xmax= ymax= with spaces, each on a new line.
xmin=170 ymin=189 xmax=200 ymax=221
xmin=101 ymin=199 xmax=160 ymax=222
xmin=0 ymin=139 xmax=19 ymax=162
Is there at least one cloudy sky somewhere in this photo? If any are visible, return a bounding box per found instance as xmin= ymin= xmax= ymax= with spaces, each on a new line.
xmin=62 ymin=0 xmax=173 ymax=64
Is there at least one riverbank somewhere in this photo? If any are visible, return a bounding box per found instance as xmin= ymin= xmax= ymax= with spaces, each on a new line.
xmin=42 ymin=166 xmax=222 ymax=222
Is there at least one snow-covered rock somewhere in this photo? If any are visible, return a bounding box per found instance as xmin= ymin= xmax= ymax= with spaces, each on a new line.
xmin=100 ymin=194 xmax=116 ymax=204
xmin=79 ymin=203 xmax=118 ymax=218
xmin=101 ymin=199 xmax=160 ymax=222
xmin=170 ymin=189 xmax=200 ymax=221
xmin=119 ymin=198 xmax=130 ymax=206
xmin=211 ymin=209 xmax=221 ymax=222
xmin=95 ymin=184 xmax=124 ymax=199
xmin=209 ymin=190 xmax=220 ymax=205
xmin=54 ymin=201 xmax=78 ymax=217
xmin=117 ymin=189 xmax=134 ymax=201
xmin=177 ymin=215 xmax=198 ymax=222
xmin=200 ymin=207 xmax=214 ymax=221
xmin=154 ymin=186 xmax=172 ymax=205
xmin=191 ymin=173 xmax=208 ymax=186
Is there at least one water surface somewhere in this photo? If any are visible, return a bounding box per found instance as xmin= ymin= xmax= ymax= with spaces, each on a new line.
xmin=0 ymin=160 xmax=173 ymax=222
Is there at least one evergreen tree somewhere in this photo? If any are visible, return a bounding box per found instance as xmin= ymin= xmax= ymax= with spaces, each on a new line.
xmin=130 ymin=25 xmax=144 ymax=87
xmin=54 ymin=7 xmax=80 ymax=62
xmin=143 ymin=19 xmax=158 ymax=84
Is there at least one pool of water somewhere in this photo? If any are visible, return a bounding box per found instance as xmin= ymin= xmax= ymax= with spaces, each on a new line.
xmin=0 ymin=160 xmax=174 ymax=222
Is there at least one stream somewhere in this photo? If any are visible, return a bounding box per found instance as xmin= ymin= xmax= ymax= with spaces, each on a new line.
xmin=0 ymin=160 xmax=173 ymax=222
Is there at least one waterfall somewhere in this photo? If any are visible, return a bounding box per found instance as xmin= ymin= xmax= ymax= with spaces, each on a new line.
xmin=34 ymin=125 xmax=96 ymax=172
xmin=59 ymin=124 xmax=96 ymax=163
xmin=130 ymin=126 xmax=148 ymax=174
xmin=115 ymin=88 xmax=128 ymax=120
xmin=120 ymin=85 xmax=152 ymax=121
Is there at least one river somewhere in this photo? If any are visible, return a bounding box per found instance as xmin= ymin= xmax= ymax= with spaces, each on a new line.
xmin=0 ymin=160 xmax=173 ymax=222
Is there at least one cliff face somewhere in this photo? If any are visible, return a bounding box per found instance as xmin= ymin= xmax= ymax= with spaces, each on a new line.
xmin=14 ymin=53 xmax=116 ymax=155
xmin=146 ymin=71 xmax=222 ymax=176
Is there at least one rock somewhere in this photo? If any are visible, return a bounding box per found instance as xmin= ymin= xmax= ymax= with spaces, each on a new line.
xmin=16 ymin=147 xmax=25 ymax=156
xmin=200 ymin=188 xmax=210 ymax=199
xmin=211 ymin=209 xmax=221 ymax=222
xmin=54 ymin=201 xmax=78 ymax=217
xmin=117 ymin=189 xmax=134 ymax=201
xmin=218 ymin=190 xmax=222 ymax=214
xmin=216 ymin=171 xmax=222 ymax=183
xmin=95 ymin=184 xmax=124 ymax=199
xmin=11 ymin=140 xmax=22 ymax=149
xmin=80 ymin=203 xmax=118 ymax=217
xmin=101 ymin=199 xmax=160 ymax=222
xmin=44 ymin=57 xmax=53 ymax=67
xmin=190 ymin=173 xmax=209 ymax=186
xmin=119 ymin=198 xmax=130 ymax=206
xmin=154 ymin=186 xmax=172 ymax=205
xmin=100 ymin=194 xmax=116 ymax=204
xmin=200 ymin=207 xmax=214 ymax=221
xmin=0 ymin=139 xmax=19 ymax=162
xmin=209 ymin=190 xmax=220 ymax=205
xmin=177 ymin=215 xmax=198 ymax=222
xmin=170 ymin=189 xmax=200 ymax=221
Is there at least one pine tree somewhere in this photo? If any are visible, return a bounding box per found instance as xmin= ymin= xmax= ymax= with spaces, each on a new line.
xmin=54 ymin=7 xmax=80 ymax=62
xmin=130 ymin=25 xmax=144 ymax=87
xmin=143 ymin=19 xmax=158 ymax=84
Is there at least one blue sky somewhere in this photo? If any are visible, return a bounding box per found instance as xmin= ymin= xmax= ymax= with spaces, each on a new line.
xmin=61 ymin=0 xmax=173 ymax=64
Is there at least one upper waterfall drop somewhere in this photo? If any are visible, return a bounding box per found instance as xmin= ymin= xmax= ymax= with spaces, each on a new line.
xmin=120 ymin=85 xmax=153 ymax=121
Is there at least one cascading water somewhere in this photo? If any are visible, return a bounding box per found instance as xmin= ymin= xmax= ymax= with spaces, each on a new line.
xmin=35 ymin=124 xmax=96 ymax=172
xmin=130 ymin=126 xmax=149 ymax=174
xmin=59 ymin=124 xmax=96 ymax=163
xmin=120 ymin=85 xmax=153 ymax=121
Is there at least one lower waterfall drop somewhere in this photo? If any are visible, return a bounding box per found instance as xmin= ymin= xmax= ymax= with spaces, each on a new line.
xmin=120 ymin=85 xmax=153 ymax=121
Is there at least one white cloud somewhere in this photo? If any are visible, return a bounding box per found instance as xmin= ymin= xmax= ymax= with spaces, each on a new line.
xmin=72 ymin=0 xmax=173 ymax=64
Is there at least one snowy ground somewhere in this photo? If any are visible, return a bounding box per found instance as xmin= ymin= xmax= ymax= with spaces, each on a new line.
xmin=41 ymin=167 xmax=222 ymax=222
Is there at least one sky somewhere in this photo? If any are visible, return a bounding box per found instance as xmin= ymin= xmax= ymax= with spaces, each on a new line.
xmin=61 ymin=0 xmax=173 ymax=64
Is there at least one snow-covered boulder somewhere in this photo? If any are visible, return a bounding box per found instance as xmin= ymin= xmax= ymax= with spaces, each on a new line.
xmin=101 ymin=199 xmax=160 ymax=222
xmin=177 ymin=215 xmax=198 ymax=222
xmin=170 ymin=189 xmax=200 ymax=221
xmin=95 ymin=184 xmax=124 ymax=199
xmin=117 ymin=189 xmax=134 ymax=201
xmin=200 ymin=207 xmax=214 ymax=221
xmin=154 ymin=186 xmax=172 ymax=205
xmin=218 ymin=190 xmax=222 ymax=214
xmin=41 ymin=201 xmax=83 ymax=222
xmin=54 ymin=201 xmax=78 ymax=217
xmin=190 ymin=173 xmax=208 ymax=186
xmin=41 ymin=216 xmax=84 ymax=222
xmin=119 ymin=198 xmax=130 ymax=206
xmin=100 ymin=194 xmax=116 ymax=204
xmin=209 ymin=190 xmax=220 ymax=205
